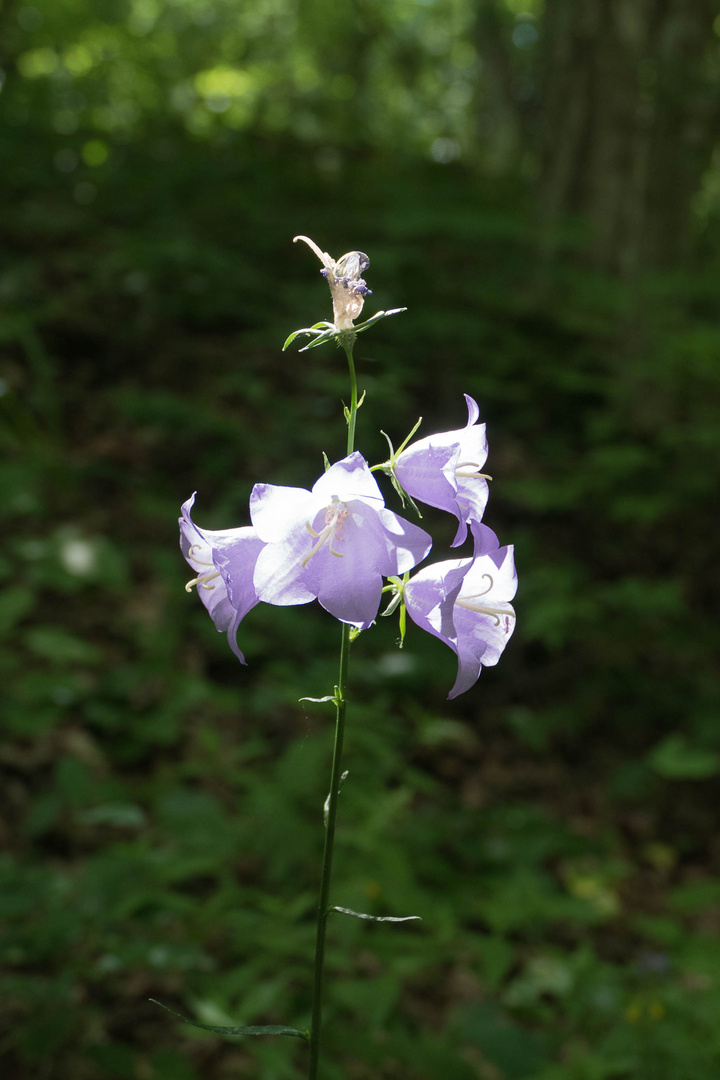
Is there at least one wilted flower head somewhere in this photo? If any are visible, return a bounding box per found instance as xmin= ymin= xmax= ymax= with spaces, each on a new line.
xmin=179 ymin=494 xmax=265 ymax=663
xmin=294 ymin=235 xmax=372 ymax=330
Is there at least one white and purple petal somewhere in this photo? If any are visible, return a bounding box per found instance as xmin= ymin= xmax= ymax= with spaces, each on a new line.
xmin=179 ymin=494 xmax=264 ymax=664
xmin=250 ymin=453 xmax=432 ymax=628
xmin=403 ymin=520 xmax=516 ymax=698
xmin=393 ymin=395 xmax=489 ymax=547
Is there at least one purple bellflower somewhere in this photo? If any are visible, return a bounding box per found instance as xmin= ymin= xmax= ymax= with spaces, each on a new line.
xmin=180 ymin=494 xmax=265 ymax=663
xmin=392 ymin=394 xmax=490 ymax=547
xmin=293 ymin=235 xmax=372 ymax=329
xmin=250 ymin=452 xmax=432 ymax=630
xmin=403 ymin=520 xmax=517 ymax=698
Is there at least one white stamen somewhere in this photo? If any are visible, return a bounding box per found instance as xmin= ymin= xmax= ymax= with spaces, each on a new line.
xmin=455 ymin=461 xmax=492 ymax=480
xmin=461 ymin=573 xmax=494 ymax=599
xmin=185 ymin=569 xmax=221 ymax=593
xmin=187 ymin=544 xmax=214 ymax=568
xmin=301 ymin=498 xmax=349 ymax=568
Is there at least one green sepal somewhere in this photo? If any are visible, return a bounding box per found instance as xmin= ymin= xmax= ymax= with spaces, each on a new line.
xmin=149 ymin=999 xmax=310 ymax=1041
xmin=322 ymin=451 xmax=331 ymax=472
xmin=331 ymin=906 xmax=421 ymax=924
xmin=389 ymin=471 xmax=422 ymax=518
xmin=282 ymin=322 xmax=336 ymax=351
xmin=381 ymin=590 xmax=404 ymax=618
xmin=398 ymin=597 xmax=407 ymax=647
xmin=352 ymin=307 xmax=407 ymax=334
xmin=283 ymin=309 xmax=406 ymax=353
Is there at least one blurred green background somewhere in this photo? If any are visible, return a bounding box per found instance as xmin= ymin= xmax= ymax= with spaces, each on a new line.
xmin=2 ymin=1 xmax=720 ymax=1077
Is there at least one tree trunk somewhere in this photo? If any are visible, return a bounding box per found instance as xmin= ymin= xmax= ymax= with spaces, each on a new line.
xmin=538 ymin=0 xmax=719 ymax=273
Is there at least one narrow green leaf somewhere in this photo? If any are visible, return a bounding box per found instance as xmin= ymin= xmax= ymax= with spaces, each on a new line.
xmin=331 ymin=906 xmax=421 ymax=924
xmin=353 ymin=307 xmax=407 ymax=334
xmin=149 ymin=1000 xmax=309 ymax=1041
xmin=282 ymin=322 xmax=335 ymax=351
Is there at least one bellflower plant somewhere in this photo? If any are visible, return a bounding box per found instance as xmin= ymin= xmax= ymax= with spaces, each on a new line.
xmin=169 ymin=238 xmax=518 ymax=1078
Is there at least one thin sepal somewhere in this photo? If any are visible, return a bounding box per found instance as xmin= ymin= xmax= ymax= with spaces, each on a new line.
xmin=389 ymin=471 xmax=422 ymax=518
xmin=283 ymin=309 xmax=406 ymax=353
xmin=282 ymin=322 xmax=336 ymax=351
xmin=149 ymin=999 xmax=310 ymax=1041
xmin=353 ymin=307 xmax=407 ymax=334
xmin=331 ymin=906 xmax=421 ymax=924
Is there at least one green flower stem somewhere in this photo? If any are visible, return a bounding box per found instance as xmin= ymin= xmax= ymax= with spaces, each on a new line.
xmin=342 ymin=334 xmax=358 ymax=456
xmin=307 ymin=332 xmax=360 ymax=1080
xmin=307 ymin=624 xmax=351 ymax=1080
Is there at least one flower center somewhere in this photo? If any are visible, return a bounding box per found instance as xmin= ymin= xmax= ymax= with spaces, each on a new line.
xmin=302 ymin=497 xmax=349 ymax=567
xmin=184 ymin=544 xmax=221 ymax=592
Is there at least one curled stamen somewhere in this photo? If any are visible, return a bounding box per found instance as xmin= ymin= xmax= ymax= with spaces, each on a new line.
xmin=455 ymin=598 xmax=516 ymax=627
xmin=186 ymin=544 xmax=215 ymax=567
xmin=460 ymin=573 xmax=494 ymax=600
xmin=185 ymin=569 xmax=221 ymax=593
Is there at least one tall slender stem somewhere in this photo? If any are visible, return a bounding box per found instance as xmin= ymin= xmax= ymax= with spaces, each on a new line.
xmin=307 ymin=333 xmax=359 ymax=1080
xmin=307 ymin=623 xmax=351 ymax=1080
xmin=343 ymin=335 xmax=359 ymax=455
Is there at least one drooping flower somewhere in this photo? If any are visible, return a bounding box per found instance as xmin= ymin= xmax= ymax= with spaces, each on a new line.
xmin=250 ymin=452 xmax=432 ymax=629
xmin=179 ymin=494 xmax=265 ymax=663
xmin=392 ymin=394 xmax=490 ymax=547
xmin=293 ymin=235 xmax=372 ymax=329
xmin=403 ymin=521 xmax=516 ymax=698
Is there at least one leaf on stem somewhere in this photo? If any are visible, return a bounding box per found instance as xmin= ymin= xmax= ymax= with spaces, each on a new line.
xmin=331 ymin=906 xmax=421 ymax=924
xmin=149 ymin=1000 xmax=310 ymax=1040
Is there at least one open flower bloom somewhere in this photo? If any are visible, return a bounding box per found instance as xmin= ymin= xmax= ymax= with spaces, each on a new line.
xmin=403 ymin=521 xmax=516 ymax=698
xmin=393 ymin=394 xmax=490 ymax=547
xmin=250 ymin=452 xmax=432 ymax=629
xmin=179 ymin=494 xmax=265 ymax=663
xmin=294 ymin=235 xmax=372 ymax=329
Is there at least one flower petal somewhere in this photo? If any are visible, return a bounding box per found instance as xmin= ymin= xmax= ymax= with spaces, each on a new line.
xmin=250 ymin=483 xmax=315 ymax=543
xmin=179 ymin=494 xmax=265 ymax=664
xmin=312 ymin=451 xmax=385 ymax=507
xmin=375 ymin=506 xmax=433 ymax=574
xmin=404 ymin=557 xmax=469 ymax=645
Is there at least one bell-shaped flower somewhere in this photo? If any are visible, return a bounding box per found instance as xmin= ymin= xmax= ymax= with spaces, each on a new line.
xmin=294 ymin=235 xmax=372 ymax=330
xmin=179 ymin=494 xmax=265 ymax=663
xmin=250 ymin=452 xmax=432 ymax=630
xmin=403 ymin=521 xmax=516 ymax=698
xmin=392 ymin=394 xmax=490 ymax=547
